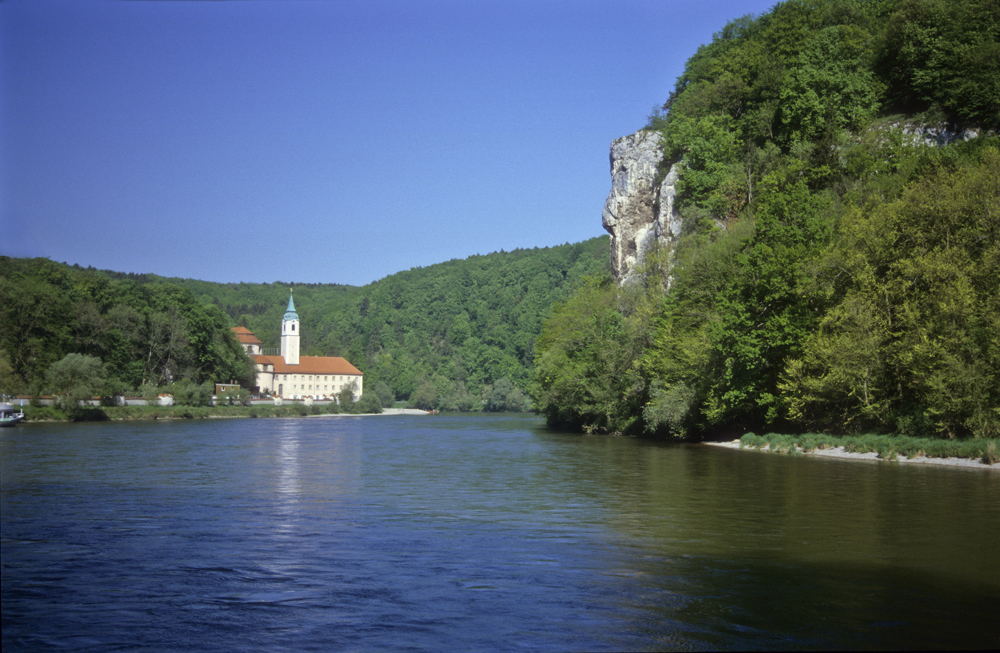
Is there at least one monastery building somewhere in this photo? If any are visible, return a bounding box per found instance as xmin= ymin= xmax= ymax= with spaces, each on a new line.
xmin=232 ymin=294 xmax=363 ymax=401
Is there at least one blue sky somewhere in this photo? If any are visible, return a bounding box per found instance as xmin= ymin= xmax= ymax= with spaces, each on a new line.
xmin=2 ymin=0 xmax=775 ymax=287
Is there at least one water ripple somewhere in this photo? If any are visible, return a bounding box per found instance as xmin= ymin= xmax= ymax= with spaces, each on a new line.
xmin=3 ymin=415 xmax=999 ymax=651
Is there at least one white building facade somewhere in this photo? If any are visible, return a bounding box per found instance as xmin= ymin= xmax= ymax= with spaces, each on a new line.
xmin=232 ymin=293 xmax=363 ymax=401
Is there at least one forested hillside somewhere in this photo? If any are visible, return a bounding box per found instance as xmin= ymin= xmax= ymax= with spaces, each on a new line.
xmin=533 ymin=0 xmax=999 ymax=439
xmin=1 ymin=237 xmax=609 ymax=409
xmin=0 ymin=257 xmax=256 ymax=397
xmin=175 ymin=238 xmax=609 ymax=410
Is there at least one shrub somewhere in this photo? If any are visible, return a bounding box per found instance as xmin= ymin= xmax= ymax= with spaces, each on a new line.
xmin=983 ymin=441 xmax=998 ymax=465
xmin=168 ymin=380 xmax=213 ymax=407
xmin=355 ymin=394 xmax=383 ymax=414
xmin=23 ymin=405 xmax=68 ymax=421
xmin=338 ymin=383 xmax=358 ymax=411
xmin=45 ymin=353 xmax=106 ymax=412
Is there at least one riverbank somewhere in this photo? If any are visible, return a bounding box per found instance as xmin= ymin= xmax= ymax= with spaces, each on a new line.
xmin=304 ymin=408 xmax=432 ymax=417
xmin=14 ymin=404 xmax=432 ymax=423
xmin=706 ymin=432 xmax=1000 ymax=470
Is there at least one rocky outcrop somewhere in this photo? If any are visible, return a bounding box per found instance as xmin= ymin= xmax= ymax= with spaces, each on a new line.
xmin=600 ymin=122 xmax=991 ymax=283
xmin=896 ymin=122 xmax=982 ymax=147
xmin=601 ymin=131 xmax=682 ymax=284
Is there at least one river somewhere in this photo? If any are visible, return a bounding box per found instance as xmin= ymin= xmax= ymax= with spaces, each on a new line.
xmin=2 ymin=414 xmax=998 ymax=650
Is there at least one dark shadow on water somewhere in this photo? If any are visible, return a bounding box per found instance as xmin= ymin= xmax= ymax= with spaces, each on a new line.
xmin=633 ymin=553 xmax=1000 ymax=651
xmin=70 ymin=407 xmax=110 ymax=422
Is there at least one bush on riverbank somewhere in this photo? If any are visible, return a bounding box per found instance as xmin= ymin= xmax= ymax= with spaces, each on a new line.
xmin=23 ymin=405 xmax=70 ymax=421
xmin=22 ymin=405 xmax=114 ymax=421
xmin=740 ymin=432 xmax=1000 ymax=464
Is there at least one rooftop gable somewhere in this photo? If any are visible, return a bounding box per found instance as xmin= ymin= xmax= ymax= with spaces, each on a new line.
xmin=254 ymin=354 xmax=362 ymax=376
xmin=231 ymin=326 xmax=262 ymax=345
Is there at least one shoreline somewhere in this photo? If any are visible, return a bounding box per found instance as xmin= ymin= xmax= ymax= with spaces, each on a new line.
xmin=704 ymin=439 xmax=1000 ymax=471
xmin=302 ymin=408 xmax=432 ymax=417
xmin=13 ymin=406 xmax=433 ymax=424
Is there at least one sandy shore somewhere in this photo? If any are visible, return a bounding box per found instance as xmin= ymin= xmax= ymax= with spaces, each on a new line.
xmin=704 ymin=439 xmax=999 ymax=471
xmin=304 ymin=408 xmax=433 ymax=417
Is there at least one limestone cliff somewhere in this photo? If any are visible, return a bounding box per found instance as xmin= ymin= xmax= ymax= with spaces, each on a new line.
xmin=897 ymin=122 xmax=982 ymax=147
xmin=601 ymin=131 xmax=681 ymax=284
xmin=600 ymin=122 xmax=987 ymax=284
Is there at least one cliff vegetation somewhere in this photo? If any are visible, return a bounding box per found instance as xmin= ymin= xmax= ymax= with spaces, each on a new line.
xmin=532 ymin=0 xmax=1000 ymax=439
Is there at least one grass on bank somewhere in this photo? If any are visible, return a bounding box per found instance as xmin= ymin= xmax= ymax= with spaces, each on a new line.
xmin=21 ymin=402 xmax=380 ymax=423
xmin=739 ymin=432 xmax=1000 ymax=465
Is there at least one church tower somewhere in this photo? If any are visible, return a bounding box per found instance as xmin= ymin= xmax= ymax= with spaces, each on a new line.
xmin=280 ymin=291 xmax=300 ymax=366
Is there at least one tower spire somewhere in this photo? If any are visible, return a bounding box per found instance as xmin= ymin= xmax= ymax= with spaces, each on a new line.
xmin=280 ymin=289 xmax=300 ymax=365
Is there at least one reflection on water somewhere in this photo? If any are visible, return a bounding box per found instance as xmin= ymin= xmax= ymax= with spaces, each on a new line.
xmin=2 ymin=414 xmax=998 ymax=651
xmin=274 ymin=423 xmax=300 ymax=536
xmin=276 ymin=422 xmax=300 ymax=498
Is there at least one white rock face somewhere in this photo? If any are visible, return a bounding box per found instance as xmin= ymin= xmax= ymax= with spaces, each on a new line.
xmin=602 ymin=131 xmax=682 ymax=284
xmin=897 ymin=122 xmax=980 ymax=146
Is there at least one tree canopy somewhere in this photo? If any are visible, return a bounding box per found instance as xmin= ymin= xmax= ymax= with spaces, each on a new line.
xmin=2 ymin=237 xmax=609 ymax=410
xmin=533 ymin=0 xmax=999 ymax=439
xmin=0 ymin=258 xmax=256 ymax=397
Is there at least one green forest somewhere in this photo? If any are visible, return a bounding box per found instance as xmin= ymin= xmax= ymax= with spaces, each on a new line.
xmin=170 ymin=238 xmax=608 ymax=410
xmin=0 ymin=257 xmax=258 ymax=407
xmin=532 ymin=0 xmax=999 ymax=439
xmin=0 ymin=238 xmax=608 ymax=411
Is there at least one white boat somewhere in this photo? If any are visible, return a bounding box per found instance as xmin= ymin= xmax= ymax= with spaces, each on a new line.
xmin=0 ymin=402 xmax=25 ymax=427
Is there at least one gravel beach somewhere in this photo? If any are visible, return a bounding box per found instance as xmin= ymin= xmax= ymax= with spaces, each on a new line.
xmin=704 ymin=439 xmax=1000 ymax=470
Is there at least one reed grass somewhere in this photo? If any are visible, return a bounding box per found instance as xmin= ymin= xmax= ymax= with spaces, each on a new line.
xmin=739 ymin=432 xmax=999 ymax=463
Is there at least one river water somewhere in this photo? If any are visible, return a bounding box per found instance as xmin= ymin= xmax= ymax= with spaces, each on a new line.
xmin=2 ymin=414 xmax=998 ymax=651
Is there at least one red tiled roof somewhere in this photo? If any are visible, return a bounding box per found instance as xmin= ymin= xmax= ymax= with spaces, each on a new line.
xmin=231 ymin=327 xmax=262 ymax=345
xmin=253 ymin=355 xmax=362 ymax=376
